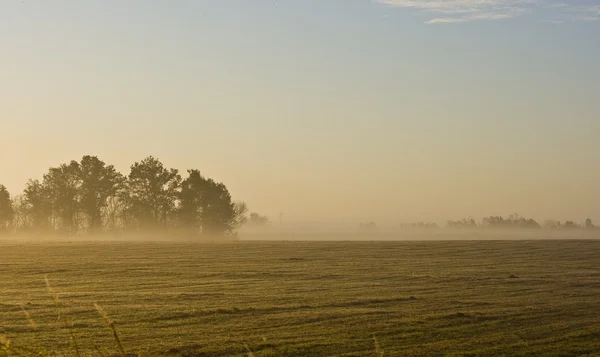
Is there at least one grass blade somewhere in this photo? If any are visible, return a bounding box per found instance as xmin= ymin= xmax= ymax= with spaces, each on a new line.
xmin=94 ymin=303 xmax=126 ymax=357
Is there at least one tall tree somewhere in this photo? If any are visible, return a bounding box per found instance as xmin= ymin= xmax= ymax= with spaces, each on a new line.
xmin=23 ymin=179 xmax=52 ymax=231
xmin=200 ymin=179 xmax=247 ymax=235
xmin=78 ymin=155 xmax=125 ymax=232
xmin=10 ymin=195 xmax=29 ymax=231
xmin=231 ymin=201 xmax=249 ymax=232
xmin=0 ymin=185 xmax=14 ymax=232
xmin=128 ymin=156 xmax=181 ymax=229
xmin=178 ymin=169 xmax=207 ymax=233
xmin=43 ymin=161 xmax=81 ymax=233
xmin=178 ymin=170 xmax=247 ymax=235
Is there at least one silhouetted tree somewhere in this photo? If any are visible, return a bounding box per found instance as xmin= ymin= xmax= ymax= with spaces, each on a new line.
xmin=0 ymin=185 xmax=14 ymax=232
xmin=563 ymin=220 xmax=580 ymax=229
xmin=23 ymin=179 xmax=52 ymax=231
xmin=111 ymin=189 xmax=137 ymax=231
xmin=10 ymin=195 xmax=29 ymax=231
xmin=585 ymin=218 xmax=594 ymax=229
xmin=358 ymin=221 xmax=377 ymax=233
xmin=6 ymin=155 xmax=251 ymax=236
xmin=401 ymin=222 xmax=439 ymax=229
xmin=482 ymin=216 xmax=506 ymax=227
xmin=482 ymin=214 xmax=540 ymax=229
xmin=248 ymin=212 xmax=270 ymax=226
xmin=127 ymin=156 xmax=181 ymax=229
xmin=523 ymin=218 xmax=541 ymax=228
xmin=178 ymin=169 xmax=207 ymax=233
xmin=447 ymin=218 xmax=477 ymax=228
xmin=200 ymin=178 xmax=247 ymax=235
xmin=543 ymin=220 xmax=561 ymax=229
xmin=231 ymin=201 xmax=249 ymax=231
xmin=43 ymin=161 xmax=82 ymax=233
xmin=101 ymin=196 xmax=125 ymax=231
xmin=178 ymin=170 xmax=249 ymax=235
xmin=78 ymin=155 xmax=125 ymax=232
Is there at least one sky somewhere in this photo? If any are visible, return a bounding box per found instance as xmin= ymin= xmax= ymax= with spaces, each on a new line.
xmin=1 ymin=0 xmax=599 ymax=226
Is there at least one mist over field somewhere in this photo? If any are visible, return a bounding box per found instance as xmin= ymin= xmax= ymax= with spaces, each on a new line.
xmin=2 ymin=154 xmax=598 ymax=244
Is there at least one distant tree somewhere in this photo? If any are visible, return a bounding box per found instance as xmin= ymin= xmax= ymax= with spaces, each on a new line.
xmin=358 ymin=221 xmax=377 ymax=233
xmin=447 ymin=218 xmax=477 ymax=228
xmin=585 ymin=218 xmax=594 ymax=229
xmin=127 ymin=156 xmax=181 ymax=229
xmin=563 ymin=220 xmax=581 ymax=229
xmin=248 ymin=212 xmax=270 ymax=226
xmin=231 ymin=201 xmax=249 ymax=232
xmin=543 ymin=220 xmax=562 ymax=229
xmin=522 ymin=218 xmax=541 ymax=229
xmin=0 ymin=185 xmax=14 ymax=232
xmin=482 ymin=216 xmax=506 ymax=227
xmin=482 ymin=214 xmax=540 ymax=229
xmin=78 ymin=155 xmax=125 ymax=232
xmin=23 ymin=179 xmax=53 ymax=231
xmin=401 ymin=222 xmax=439 ymax=229
xmin=43 ymin=161 xmax=82 ymax=233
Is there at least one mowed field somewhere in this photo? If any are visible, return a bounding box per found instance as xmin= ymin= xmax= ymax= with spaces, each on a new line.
xmin=1 ymin=239 xmax=599 ymax=356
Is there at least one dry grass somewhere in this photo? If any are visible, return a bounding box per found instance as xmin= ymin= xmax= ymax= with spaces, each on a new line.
xmin=0 ymin=239 xmax=599 ymax=356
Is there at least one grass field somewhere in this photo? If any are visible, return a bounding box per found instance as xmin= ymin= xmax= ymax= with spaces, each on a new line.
xmin=1 ymin=239 xmax=599 ymax=356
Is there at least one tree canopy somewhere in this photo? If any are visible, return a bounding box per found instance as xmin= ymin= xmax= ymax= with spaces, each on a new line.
xmin=0 ymin=185 xmax=13 ymax=231
xmin=1 ymin=155 xmax=248 ymax=237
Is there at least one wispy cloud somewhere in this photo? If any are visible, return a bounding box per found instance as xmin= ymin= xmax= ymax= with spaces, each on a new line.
xmin=581 ymin=5 xmax=600 ymax=21
xmin=425 ymin=17 xmax=468 ymax=24
xmin=558 ymin=4 xmax=600 ymax=22
xmin=588 ymin=5 xmax=600 ymax=14
xmin=375 ymin=0 xmax=600 ymax=24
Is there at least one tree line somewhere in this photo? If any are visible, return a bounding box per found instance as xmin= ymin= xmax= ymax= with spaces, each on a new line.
xmin=0 ymin=155 xmax=260 ymax=237
xmin=400 ymin=213 xmax=595 ymax=230
xmin=2 ymin=160 xmax=595 ymax=237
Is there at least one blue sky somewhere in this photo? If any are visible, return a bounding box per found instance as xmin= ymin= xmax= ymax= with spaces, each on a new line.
xmin=1 ymin=1 xmax=599 ymax=224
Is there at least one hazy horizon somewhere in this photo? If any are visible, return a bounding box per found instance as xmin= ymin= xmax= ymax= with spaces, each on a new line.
xmin=2 ymin=0 xmax=600 ymax=225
